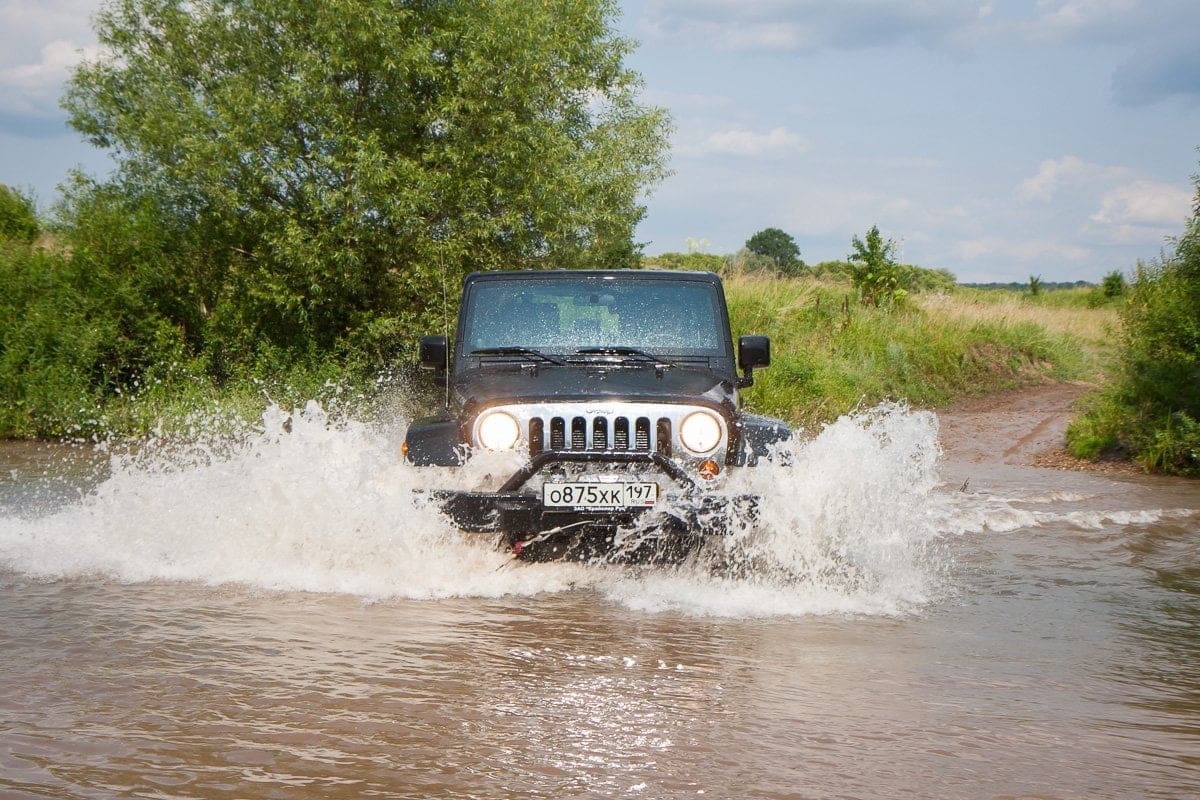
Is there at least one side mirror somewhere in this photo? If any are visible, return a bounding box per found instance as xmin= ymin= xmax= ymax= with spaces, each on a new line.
xmin=419 ymin=335 xmax=449 ymax=371
xmin=737 ymin=335 xmax=770 ymax=387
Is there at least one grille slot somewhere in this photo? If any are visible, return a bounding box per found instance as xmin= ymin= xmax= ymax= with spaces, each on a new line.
xmin=527 ymin=413 xmax=666 ymax=454
xmin=634 ymin=417 xmax=650 ymax=451
xmin=656 ymin=418 xmax=672 ymax=455
xmin=528 ymin=418 xmax=544 ymax=457
xmin=549 ymin=417 xmax=565 ymax=451
xmin=593 ymin=417 xmax=608 ymax=450
xmin=614 ymin=418 xmax=629 ymax=450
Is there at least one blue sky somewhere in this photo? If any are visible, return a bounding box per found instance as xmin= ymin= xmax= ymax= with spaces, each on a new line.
xmin=2 ymin=1 xmax=1198 ymax=282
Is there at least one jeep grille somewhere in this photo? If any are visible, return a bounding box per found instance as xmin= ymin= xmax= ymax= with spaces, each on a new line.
xmin=473 ymin=402 xmax=728 ymax=460
xmin=531 ymin=414 xmax=665 ymax=456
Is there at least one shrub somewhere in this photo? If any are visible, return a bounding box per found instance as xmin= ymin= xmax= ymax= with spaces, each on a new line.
xmin=0 ymin=184 xmax=39 ymax=243
xmin=724 ymin=248 xmax=785 ymax=277
xmin=903 ymin=264 xmax=957 ymax=294
xmin=848 ymin=225 xmax=906 ymax=307
xmin=1101 ymin=270 xmax=1127 ymax=298
xmin=642 ymin=252 xmax=726 ymax=273
xmin=1067 ymin=167 xmax=1200 ymax=475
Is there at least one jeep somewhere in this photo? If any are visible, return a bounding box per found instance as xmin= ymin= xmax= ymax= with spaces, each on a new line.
xmin=403 ymin=269 xmax=790 ymax=561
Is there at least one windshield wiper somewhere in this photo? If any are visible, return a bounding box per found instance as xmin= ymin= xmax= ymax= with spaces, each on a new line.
xmin=469 ymin=347 xmax=566 ymax=366
xmin=572 ymin=347 xmax=676 ymax=369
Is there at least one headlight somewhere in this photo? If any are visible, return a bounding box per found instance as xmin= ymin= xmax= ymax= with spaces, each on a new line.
xmin=476 ymin=410 xmax=520 ymax=450
xmin=679 ymin=411 xmax=722 ymax=454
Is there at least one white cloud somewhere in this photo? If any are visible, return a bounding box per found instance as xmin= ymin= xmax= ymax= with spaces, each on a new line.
xmin=1009 ymin=156 xmax=1193 ymax=253
xmin=1029 ymin=0 xmax=1140 ymax=40
xmin=676 ymin=126 xmax=806 ymax=158
xmin=0 ymin=1 xmax=101 ymax=121
xmin=1017 ymin=155 xmax=1131 ymax=202
xmin=1011 ymin=157 xmax=1192 ymax=252
xmin=642 ymin=0 xmax=988 ymax=53
xmin=1025 ymin=0 xmax=1200 ymax=43
xmin=955 ymin=237 xmax=1091 ymax=263
xmin=1090 ymin=180 xmax=1193 ymax=227
xmin=1 ymin=39 xmax=99 ymax=115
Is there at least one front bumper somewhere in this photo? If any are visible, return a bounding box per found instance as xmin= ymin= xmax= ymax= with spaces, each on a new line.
xmin=426 ymin=451 xmax=757 ymax=561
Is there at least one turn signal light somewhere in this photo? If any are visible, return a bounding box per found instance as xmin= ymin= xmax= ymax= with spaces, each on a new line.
xmin=698 ymin=459 xmax=720 ymax=480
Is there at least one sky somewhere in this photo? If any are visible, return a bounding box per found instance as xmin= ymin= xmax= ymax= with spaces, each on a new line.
xmin=2 ymin=1 xmax=1198 ymax=282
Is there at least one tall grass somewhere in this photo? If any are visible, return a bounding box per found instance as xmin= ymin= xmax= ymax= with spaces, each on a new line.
xmin=726 ymin=276 xmax=1106 ymax=427
xmin=918 ymin=288 xmax=1121 ymax=351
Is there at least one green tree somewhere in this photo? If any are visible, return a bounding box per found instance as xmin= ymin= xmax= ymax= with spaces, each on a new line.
xmin=847 ymin=225 xmax=904 ymax=306
xmin=63 ymin=0 xmax=670 ymax=365
xmin=1101 ymin=270 xmax=1126 ymax=298
xmin=0 ymin=184 xmax=39 ymax=243
xmin=745 ymin=227 xmax=804 ymax=276
xmin=1028 ymin=274 xmax=1044 ymax=297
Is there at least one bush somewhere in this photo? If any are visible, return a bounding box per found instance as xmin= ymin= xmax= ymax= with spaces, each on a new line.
xmin=642 ymin=252 xmax=726 ymax=273
xmin=0 ymin=184 xmax=38 ymax=243
xmin=903 ymin=265 xmax=957 ymax=294
xmin=0 ymin=237 xmax=181 ymax=437
xmin=1067 ymin=171 xmax=1200 ymax=475
xmin=724 ymin=247 xmax=789 ymax=277
xmin=848 ymin=225 xmax=906 ymax=307
xmin=1101 ymin=270 xmax=1127 ymax=298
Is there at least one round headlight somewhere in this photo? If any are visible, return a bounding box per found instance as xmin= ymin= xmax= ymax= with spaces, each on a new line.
xmin=477 ymin=411 xmax=520 ymax=450
xmin=679 ymin=411 xmax=722 ymax=455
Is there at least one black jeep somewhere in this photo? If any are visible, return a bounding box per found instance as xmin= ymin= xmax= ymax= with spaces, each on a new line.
xmin=404 ymin=269 xmax=790 ymax=561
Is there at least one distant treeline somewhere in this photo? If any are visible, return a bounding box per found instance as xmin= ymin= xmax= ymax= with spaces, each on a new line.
xmin=642 ymin=251 xmax=959 ymax=295
xmin=961 ymin=280 xmax=1094 ymax=291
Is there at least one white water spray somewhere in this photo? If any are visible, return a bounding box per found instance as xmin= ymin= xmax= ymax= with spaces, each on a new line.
xmin=608 ymin=403 xmax=948 ymax=616
xmin=1 ymin=402 xmax=955 ymax=616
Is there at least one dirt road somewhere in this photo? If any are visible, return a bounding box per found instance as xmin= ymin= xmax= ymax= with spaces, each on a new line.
xmin=935 ymin=381 xmax=1136 ymax=474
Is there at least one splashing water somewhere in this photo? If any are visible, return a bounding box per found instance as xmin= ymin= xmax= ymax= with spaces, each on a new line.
xmin=0 ymin=402 xmax=953 ymax=616
xmin=609 ymin=403 xmax=948 ymax=616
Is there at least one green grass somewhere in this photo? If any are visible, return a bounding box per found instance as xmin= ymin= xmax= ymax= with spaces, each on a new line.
xmin=726 ymin=276 xmax=1109 ymax=427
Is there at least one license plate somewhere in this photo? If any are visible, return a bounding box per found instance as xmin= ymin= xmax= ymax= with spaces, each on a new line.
xmin=542 ymin=481 xmax=658 ymax=510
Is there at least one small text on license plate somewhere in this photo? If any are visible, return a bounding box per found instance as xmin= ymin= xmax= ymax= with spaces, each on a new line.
xmin=542 ymin=482 xmax=658 ymax=509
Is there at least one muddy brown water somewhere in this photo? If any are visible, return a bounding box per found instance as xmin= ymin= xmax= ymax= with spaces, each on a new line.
xmin=1 ymin=391 xmax=1198 ymax=799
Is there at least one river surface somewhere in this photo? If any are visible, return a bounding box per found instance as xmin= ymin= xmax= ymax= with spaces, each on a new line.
xmin=1 ymin=399 xmax=1198 ymax=799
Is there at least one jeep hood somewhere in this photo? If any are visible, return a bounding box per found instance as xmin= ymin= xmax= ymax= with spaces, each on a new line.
xmin=454 ymin=365 xmax=736 ymax=413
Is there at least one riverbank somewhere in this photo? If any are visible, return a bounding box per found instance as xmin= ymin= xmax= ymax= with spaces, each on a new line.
xmin=935 ymin=380 xmax=1141 ymax=475
xmin=725 ymin=276 xmax=1118 ymax=429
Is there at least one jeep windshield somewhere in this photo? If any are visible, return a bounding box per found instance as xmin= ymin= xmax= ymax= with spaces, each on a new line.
xmin=460 ymin=276 xmax=728 ymax=359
